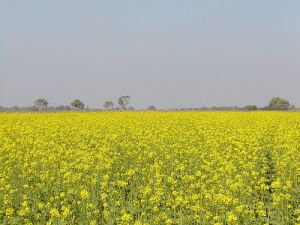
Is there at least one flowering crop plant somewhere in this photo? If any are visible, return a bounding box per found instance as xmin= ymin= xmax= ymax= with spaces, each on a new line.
xmin=0 ymin=112 xmax=299 ymax=225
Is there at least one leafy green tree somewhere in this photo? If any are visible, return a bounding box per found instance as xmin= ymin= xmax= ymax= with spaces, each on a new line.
xmin=268 ymin=97 xmax=290 ymax=110
xmin=34 ymin=98 xmax=48 ymax=111
xmin=71 ymin=99 xmax=85 ymax=110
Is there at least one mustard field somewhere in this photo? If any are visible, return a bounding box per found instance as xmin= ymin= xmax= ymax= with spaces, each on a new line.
xmin=0 ymin=112 xmax=299 ymax=225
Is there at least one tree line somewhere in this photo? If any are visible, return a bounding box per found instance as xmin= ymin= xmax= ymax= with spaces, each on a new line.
xmin=33 ymin=96 xmax=133 ymax=111
xmin=0 ymin=96 xmax=298 ymax=112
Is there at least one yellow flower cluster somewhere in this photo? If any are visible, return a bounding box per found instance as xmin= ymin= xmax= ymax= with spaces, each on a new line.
xmin=0 ymin=112 xmax=299 ymax=224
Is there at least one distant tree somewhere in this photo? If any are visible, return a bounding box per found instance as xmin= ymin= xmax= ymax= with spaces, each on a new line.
xmin=71 ymin=99 xmax=85 ymax=110
xmin=60 ymin=105 xmax=71 ymax=111
xmin=242 ymin=105 xmax=258 ymax=111
xmin=118 ymin=96 xmax=130 ymax=110
xmin=103 ymin=101 xmax=114 ymax=110
xmin=47 ymin=106 xmax=55 ymax=111
xmin=268 ymin=97 xmax=290 ymax=110
xmin=128 ymin=106 xmax=135 ymax=111
xmin=12 ymin=106 xmax=20 ymax=112
xmin=34 ymin=98 xmax=48 ymax=111
xmin=55 ymin=105 xmax=65 ymax=111
xmin=64 ymin=105 xmax=72 ymax=111
xmin=24 ymin=106 xmax=36 ymax=112
xmin=148 ymin=105 xmax=156 ymax=111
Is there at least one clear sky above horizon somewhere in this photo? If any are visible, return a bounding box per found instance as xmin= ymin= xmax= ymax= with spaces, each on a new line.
xmin=1 ymin=1 xmax=299 ymax=108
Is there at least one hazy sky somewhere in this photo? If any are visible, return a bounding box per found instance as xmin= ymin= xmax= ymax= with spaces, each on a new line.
xmin=1 ymin=1 xmax=299 ymax=108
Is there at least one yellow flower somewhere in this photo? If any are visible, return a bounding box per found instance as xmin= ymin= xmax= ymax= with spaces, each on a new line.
xmin=61 ymin=206 xmax=71 ymax=217
xmin=121 ymin=213 xmax=133 ymax=222
xmin=18 ymin=207 xmax=30 ymax=216
xmin=271 ymin=180 xmax=281 ymax=189
xmin=49 ymin=208 xmax=60 ymax=218
xmin=227 ymin=211 xmax=238 ymax=224
xmin=59 ymin=192 xmax=66 ymax=198
xmin=205 ymin=211 xmax=212 ymax=220
xmin=38 ymin=203 xmax=44 ymax=210
xmin=80 ymin=189 xmax=90 ymax=199
xmin=5 ymin=208 xmax=14 ymax=216
xmin=22 ymin=201 xmax=28 ymax=207
xmin=165 ymin=218 xmax=173 ymax=225
xmin=89 ymin=220 xmax=97 ymax=225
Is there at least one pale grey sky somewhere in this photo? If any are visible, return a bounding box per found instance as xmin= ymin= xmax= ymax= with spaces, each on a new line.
xmin=1 ymin=1 xmax=299 ymax=108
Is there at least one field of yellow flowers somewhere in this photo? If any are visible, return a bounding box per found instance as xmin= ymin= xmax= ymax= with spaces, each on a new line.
xmin=0 ymin=112 xmax=299 ymax=225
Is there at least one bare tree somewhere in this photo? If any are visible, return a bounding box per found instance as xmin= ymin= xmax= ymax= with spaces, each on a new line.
xmin=118 ymin=96 xmax=130 ymax=110
xmin=103 ymin=101 xmax=114 ymax=110
xmin=34 ymin=98 xmax=48 ymax=111
xmin=71 ymin=99 xmax=85 ymax=110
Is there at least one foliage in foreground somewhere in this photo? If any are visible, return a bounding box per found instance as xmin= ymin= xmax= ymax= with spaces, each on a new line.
xmin=0 ymin=112 xmax=299 ymax=225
